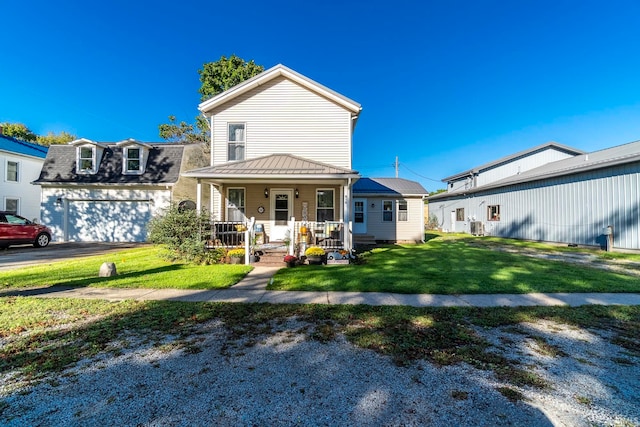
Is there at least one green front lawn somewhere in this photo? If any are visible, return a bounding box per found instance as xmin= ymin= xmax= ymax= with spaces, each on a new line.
xmin=269 ymin=235 xmax=640 ymax=294
xmin=0 ymin=247 xmax=252 ymax=290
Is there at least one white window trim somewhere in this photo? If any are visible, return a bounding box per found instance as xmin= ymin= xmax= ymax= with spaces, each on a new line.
xmin=227 ymin=122 xmax=246 ymax=161
xmin=226 ymin=187 xmax=246 ymax=221
xmin=398 ymin=200 xmax=408 ymax=222
xmin=316 ymin=188 xmax=335 ymax=222
xmin=5 ymin=160 xmax=19 ymax=183
xmin=76 ymin=145 xmax=97 ymax=174
xmin=123 ymin=146 xmax=144 ymax=175
xmin=383 ymin=200 xmax=393 ymax=222
xmin=4 ymin=197 xmax=20 ymax=214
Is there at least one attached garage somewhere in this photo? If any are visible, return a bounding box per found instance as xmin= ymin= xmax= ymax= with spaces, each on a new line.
xmin=33 ymin=140 xmax=189 ymax=243
xmin=66 ymin=200 xmax=152 ymax=242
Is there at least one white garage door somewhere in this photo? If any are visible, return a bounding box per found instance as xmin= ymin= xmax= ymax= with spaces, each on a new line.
xmin=67 ymin=200 xmax=152 ymax=242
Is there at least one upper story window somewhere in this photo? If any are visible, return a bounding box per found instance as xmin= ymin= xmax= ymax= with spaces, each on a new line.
xmin=228 ymin=123 xmax=245 ymax=161
xmin=383 ymin=200 xmax=393 ymax=222
xmin=124 ymin=147 xmax=142 ymax=174
xmin=78 ymin=146 xmax=96 ymax=173
xmin=6 ymin=161 xmax=19 ymax=182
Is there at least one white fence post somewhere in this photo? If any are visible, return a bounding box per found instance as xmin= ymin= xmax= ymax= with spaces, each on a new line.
xmin=245 ymin=217 xmax=256 ymax=265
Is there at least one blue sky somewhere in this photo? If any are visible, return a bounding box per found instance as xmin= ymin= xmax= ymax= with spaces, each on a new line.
xmin=2 ymin=0 xmax=640 ymax=191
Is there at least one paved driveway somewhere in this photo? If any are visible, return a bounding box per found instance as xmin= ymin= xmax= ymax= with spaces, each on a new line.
xmin=0 ymin=242 xmax=148 ymax=271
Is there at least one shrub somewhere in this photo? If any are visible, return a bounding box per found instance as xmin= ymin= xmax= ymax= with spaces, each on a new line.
xmin=148 ymin=204 xmax=220 ymax=264
xmin=305 ymin=246 xmax=325 ymax=257
xmin=283 ymin=255 xmax=297 ymax=263
xmin=227 ymin=248 xmax=245 ymax=258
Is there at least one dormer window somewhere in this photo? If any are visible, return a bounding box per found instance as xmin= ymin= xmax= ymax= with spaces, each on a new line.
xmin=117 ymin=139 xmax=151 ymax=175
xmin=69 ymin=138 xmax=105 ymax=175
xmin=125 ymin=147 xmax=142 ymax=173
xmin=78 ymin=146 xmax=96 ymax=173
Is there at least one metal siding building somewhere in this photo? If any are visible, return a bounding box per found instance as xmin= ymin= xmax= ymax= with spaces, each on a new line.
xmin=430 ymin=141 xmax=640 ymax=250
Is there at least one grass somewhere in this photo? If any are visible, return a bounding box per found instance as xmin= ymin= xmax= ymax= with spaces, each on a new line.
xmin=1 ymin=298 xmax=638 ymax=391
xmin=269 ymin=234 xmax=640 ymax=294
xmin=0 ymin=247 xmax=252 ymax=290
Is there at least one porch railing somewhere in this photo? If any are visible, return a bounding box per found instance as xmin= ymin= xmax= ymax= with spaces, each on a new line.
xmin=207 ymin=218 xmax=256 ymax=265
xmin=292 ymin=220 xmax=346 ymax=255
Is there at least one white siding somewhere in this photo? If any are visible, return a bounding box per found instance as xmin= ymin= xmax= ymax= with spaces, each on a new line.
xmin=0 ymin=151 xmax=44 ymax=221
xmin=41 ymin=187 xmax=172 ymax=242
xmin=365 ymin=197 xmax=424 ymax=242
xmin=211 ymin=77 xmax=352 ymax=168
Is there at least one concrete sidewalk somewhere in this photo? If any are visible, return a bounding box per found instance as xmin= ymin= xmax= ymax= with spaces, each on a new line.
xmin=2 ymin=266 xmax=640 ymax=307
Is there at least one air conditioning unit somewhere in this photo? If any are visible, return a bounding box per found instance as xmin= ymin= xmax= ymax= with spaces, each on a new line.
xmin=470 ymin=221 xmax=484 ymax=236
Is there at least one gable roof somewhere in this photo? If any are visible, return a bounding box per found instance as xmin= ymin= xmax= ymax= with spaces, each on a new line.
xmin=442 ymin=141 xmax=584 ymax=182
xmin=430 ymin=139 xmax=640 ymax=200
xmin=33 ymin=143 xmax=185 ymax=185
xmin=183 ymin=154 xmax=359 ymax=180
xmin=353 ymin=178 xmax=428 ymax=197
xmin=0 ymin=134 xmax=48 ymax=159
xmin=198 ymin=64 xmax=362 ymax=117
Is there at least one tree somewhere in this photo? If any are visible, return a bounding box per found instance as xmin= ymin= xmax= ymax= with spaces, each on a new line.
xmin=0 ymin=122 xmax=37 ymax=142
xmin=1 ymin=122 xmax=76 ymax=145
xmin=158 ymin=55 xmax=264 ymax=145
xmin=36 ymin=131 xmax=76 ymax=146
xmin=198 ymin=55 xmax=264 ymax=101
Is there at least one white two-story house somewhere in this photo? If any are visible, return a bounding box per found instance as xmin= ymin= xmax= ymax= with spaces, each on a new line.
xmin=184 ymin=64 xmax=362 ymax=251
xmin=0 ymin=131 xmax=48 ymax=221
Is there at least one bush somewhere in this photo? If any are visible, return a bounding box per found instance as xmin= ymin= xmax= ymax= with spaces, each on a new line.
xmin=148 ymin=204 xmax=221 ymax=264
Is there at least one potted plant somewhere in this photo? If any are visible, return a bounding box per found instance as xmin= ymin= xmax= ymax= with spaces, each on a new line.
xmin=227 ymin=248 xmax=245 ymax=264
xmin=305 ymin=246 xmax=325 ymax=265
xmin=283 ymin=254 xmax=297 ymax=268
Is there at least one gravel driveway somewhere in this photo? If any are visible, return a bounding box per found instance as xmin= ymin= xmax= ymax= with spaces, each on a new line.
xmin=2 ymin=316 xmax=638 ymax=426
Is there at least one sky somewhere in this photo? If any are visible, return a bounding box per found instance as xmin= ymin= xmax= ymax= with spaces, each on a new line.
xmin=3 ymin=0 xmax=640 ymax=192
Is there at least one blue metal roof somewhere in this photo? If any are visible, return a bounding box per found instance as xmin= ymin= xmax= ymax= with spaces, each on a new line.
xmin=0 ymin=134 xmax=48 ymax=159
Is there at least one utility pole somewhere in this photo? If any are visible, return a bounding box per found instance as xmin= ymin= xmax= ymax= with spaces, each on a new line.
xmin=395 ymin=156 xmax=399 ymax=178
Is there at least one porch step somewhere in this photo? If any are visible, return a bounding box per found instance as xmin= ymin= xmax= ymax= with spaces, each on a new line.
xmin=353 ymin=234 xmax=377 ymax=247
xmin=252 ymin=247 xmax=288 ymax=267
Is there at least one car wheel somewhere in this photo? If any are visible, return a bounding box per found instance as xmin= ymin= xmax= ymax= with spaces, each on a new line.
xmin=34 ymin=233 xmax=51 ymax=248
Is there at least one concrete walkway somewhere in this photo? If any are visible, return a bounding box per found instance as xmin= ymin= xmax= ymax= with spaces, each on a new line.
xmin=2 ymin=266 xmax=640 ymax=307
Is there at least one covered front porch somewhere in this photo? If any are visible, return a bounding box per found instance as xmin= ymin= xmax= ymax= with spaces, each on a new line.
xmin=182 ymin=154 xmax=360 ymax=262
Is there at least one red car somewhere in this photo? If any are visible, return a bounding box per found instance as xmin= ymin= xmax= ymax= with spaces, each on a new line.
xmin=0 ymin=211 xmax=52 ymax=249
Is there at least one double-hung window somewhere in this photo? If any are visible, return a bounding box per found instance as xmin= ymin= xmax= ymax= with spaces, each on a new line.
xmin=316 ymin=190 xmax=334 ymax=222
xmin=228 ymin=123 xmax=245 ymax=161
xmin=78 ymin=146 xmax=95 ymax=173
xmin=124 ymin=147 xmax=142 ymax=173
xmin=4 ymin=198 xmax=19 ymax=214
xmin=398 ymin=200 xmax=408 ymax=221
xmin=383 ymin=200 xmax=393 ymax=222
xmin=456 ymin=208 xmax=465 ymax=221
xmin=227 ymin=188 xmax=246 ymax=222
xmin=6 ymin=161 xmax=19 ymax=182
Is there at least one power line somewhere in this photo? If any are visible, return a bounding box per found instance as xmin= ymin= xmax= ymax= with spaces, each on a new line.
xmin=398 ymin=163 xmax=442 ymax=183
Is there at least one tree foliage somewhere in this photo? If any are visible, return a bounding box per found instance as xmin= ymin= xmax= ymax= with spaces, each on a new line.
xmin=1 ymin=122 xmax=37 ymax=142
xmin=158 ymin=55 xmax=264 ymax=145
xmin=1 ymin=122 xmax=76 ymax=146
xmin=198 ymin=55 xmax=264 ymax=101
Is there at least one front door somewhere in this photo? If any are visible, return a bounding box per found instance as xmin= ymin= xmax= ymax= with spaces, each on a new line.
xmin=270 ymin=189 xmax=293 ymax=241
xmin=353 ymin=198 xmax=367 ymax=234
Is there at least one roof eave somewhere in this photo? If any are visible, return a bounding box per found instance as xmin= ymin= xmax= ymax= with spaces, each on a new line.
xmin=198 ymin=64 xmax=361 ymax=115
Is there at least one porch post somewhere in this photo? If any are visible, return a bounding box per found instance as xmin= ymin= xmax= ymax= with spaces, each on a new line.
xmin=343 ymin=182 xmax=351 ymax=251
xmin=196 ymin=179 xmax=202 ymax=213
